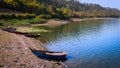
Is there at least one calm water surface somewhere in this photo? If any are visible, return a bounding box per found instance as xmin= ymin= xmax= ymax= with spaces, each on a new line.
xmin=37 ymin=19 xmax=120 ymax=68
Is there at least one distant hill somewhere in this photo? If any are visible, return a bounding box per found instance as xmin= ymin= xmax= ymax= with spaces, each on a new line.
xmin=38 ymin=0 xmax=118 ymax=11
xmin=38 ymin=0 xmax=120 ymax=17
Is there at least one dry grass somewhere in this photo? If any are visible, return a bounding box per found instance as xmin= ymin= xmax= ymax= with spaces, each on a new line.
xmin=16 ymin=27 xmax=49 ymax=33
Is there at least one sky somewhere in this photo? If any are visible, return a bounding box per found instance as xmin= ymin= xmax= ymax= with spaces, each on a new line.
xmin=79 ymin=0 xmax=120 ymax=10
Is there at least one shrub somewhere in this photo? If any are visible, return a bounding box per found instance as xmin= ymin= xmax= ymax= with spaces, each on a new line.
xmin=0 ymin=13 xmax=36 ymax=19
xmin=36 ymin=14 xmax=52 ymax=19
xmin=28 ymin=19 xmax=46 ymax=24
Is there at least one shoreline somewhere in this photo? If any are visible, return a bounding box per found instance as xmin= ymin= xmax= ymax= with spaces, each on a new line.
xmin=31 ymin=19 xmax=69 ymax=26
xmin=31 ymin=17 xmax=115 ymax=26
xmin=0 ymin=17 xmax=116 ymax=68
xmin=71 ymin=17 xmax=115 ymax=22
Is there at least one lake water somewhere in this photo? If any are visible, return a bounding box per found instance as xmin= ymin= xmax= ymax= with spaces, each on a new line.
xmin=36 ymin=19 xmax=120 ymax=68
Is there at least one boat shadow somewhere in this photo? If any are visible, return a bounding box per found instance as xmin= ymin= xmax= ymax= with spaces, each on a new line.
xmin=32 ymin=50 xmax=68 ymax=61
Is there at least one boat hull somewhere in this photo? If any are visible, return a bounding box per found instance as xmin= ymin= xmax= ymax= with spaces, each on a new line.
xmin=25 ymin=34 xmax=40 ymax=37
xmin=32 ymin=50 xmax=67 ymax=61
xmin=2 ymin=28 xmax=28 ymax=35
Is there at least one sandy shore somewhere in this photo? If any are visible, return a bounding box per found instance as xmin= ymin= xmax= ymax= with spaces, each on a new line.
xmin=0 ymin=30 xmax=67 ymax=68
xmin=31 ymin=19 xmax=68 ymax=26
xmin=31 ymin=18 xmax=115 ymax=27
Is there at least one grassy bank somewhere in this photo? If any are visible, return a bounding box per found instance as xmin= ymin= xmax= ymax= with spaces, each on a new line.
xmin=0 ymin=13 xmax=47 ymax=27
xmin=0 ymin=18 xmax=46 ymax=26
xmin=16 ymin=27 xmax=49 ymax=33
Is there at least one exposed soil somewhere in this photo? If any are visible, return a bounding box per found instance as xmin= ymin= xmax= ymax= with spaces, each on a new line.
xmin=31 ymin=19 xmax=68 ymax=26
xmin=31 ymin=18 xmax=114 ymax=27
xmin=0 ymin=30 xmax=67 ymax=68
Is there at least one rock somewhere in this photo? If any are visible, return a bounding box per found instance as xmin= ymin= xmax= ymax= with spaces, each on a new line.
xmin=0 ymin=30 xmax=66 ymax=68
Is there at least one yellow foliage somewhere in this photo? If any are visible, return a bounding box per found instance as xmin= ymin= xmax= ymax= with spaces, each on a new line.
xmin=48 ymin=5 xmax=55 ymax=15
xmin=3 ymin=0 xmax=13 ymax=3
xmin=62 ymin=8 xmax=70 ymax=15
xmin=3 ymin=0 xmax=18 ymax=8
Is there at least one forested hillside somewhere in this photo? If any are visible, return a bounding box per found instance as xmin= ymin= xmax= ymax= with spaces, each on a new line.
xmin=39 ymin=0 xmax=104 ymax=11
xmin=0 ymin=0 xmax=120 ymax=19
xmin=0 ymin=0 xmax=71 ymax=19
xmin=39 ymin=0 xmax=120 ymax=17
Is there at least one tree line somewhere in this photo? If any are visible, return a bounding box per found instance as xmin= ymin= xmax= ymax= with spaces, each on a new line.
xmin=39 ymin=0 xmax=120 ymax=17
xmin=0 ymin=0 xmax=120 ymax=19
xmin=0 ymin=0 xmax=72 ymax=19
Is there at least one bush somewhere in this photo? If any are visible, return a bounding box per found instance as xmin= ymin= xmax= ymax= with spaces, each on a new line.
xmin=28 ymin=19 xmax=46 ymax=24
xmin=36 ymin=14 xmax=52 ymax=19
xmin=0 ymin=18 xmax=46 ymax=26
xmin=0 ymin=13 xmax=36 ymax=19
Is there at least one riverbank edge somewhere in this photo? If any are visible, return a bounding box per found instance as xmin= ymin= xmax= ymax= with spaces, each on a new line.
xmin=71 ymin=17 xmax=115 ymax=22
xmin=0 ymin=30 xmax=67 ymax=68
xmin=31 ymin=17 xmax=115 ymax=26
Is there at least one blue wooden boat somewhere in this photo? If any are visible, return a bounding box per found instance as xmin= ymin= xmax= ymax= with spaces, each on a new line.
xmin=32 ymin=50 xmax=68 ymax=60
xmin=2 ymin=28 xmax=28 ymax=34
xmin=25 ymin=34 xmax=40 ymax=37
xmin=2 ymin=28 xmax=16 ymax=32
